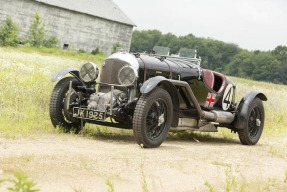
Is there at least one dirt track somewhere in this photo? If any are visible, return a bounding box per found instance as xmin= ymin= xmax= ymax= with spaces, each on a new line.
xmin=0 ymin=132 xmax=287 ymax=192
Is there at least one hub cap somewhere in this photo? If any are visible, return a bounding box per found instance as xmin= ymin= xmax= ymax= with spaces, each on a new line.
xmin=146 ymin=99 xmax=168 ymax=140
xmin=248 ymin=106 xmax=262 ymax=138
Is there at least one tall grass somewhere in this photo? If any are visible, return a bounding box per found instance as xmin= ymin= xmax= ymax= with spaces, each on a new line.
xmin=0 ymin=47 xmax=104 ymax=137
xmin=0 ymin=172 xmax=39 ymax=192
xmin=0 ymin=46 xmax=286 ymax=138
xmin=205 ymin=164 xmax=287 ymax=192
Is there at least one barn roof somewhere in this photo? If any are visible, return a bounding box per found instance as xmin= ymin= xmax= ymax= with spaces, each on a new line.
xmin=34 ymin=0 xmax=135 ymax=26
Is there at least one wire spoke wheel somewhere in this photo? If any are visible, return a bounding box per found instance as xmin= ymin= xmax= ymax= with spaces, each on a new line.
xmin=238 ymin=98 xmax=265 ymax=145
xmin=133 ymin=87 xmax=173 ymax=148
xmin=248 ymin=107 xmax=262 ymax=138
xmin=49 ymin=77 xmax=83 ymax=133
xmin=146 ymin=100 xmax=168 ymax=140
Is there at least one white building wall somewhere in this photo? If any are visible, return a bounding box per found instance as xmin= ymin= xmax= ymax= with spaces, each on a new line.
xmin=0 ymin=0 xmax=133 ymax=55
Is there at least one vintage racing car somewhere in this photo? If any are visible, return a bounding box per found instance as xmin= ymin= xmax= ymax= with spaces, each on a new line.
xmin=50 ymin=46 xmax=267 ymax=148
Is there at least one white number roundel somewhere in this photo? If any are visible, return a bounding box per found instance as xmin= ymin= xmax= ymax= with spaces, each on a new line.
xmin=222 ymin=84 xmax=234 ymax=110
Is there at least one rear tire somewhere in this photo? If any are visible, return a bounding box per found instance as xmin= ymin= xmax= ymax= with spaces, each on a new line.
xmin=49 ymin=77 xmax=82 ymax=133
xmin=238 ymin=98 xmax=265 ymax=145
xmin=133 ymin=87 xmax=173 ymax=148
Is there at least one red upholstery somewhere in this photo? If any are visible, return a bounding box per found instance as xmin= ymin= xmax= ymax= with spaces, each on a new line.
xmin=202 ymin=69 xmax=226 ymax=94
xmin=213 ymin=71 xmax=226 ymax=94
xmin=202 ymin=69 xmax=214 ymax=90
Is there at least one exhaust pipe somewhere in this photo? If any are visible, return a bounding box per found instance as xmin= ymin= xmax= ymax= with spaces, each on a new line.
xmin=169 ymin=79 xmax=234 ymax=124
xmin=208 ymin=110 xmax=234 ymax=124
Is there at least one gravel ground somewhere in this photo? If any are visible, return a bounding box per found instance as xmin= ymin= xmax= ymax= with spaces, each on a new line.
xmin=0 ymin=132 xmax=286 ymax=192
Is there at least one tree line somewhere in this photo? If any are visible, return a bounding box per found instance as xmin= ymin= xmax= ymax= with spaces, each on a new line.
xmin=131 ymin=30 xmax=287 ymax=85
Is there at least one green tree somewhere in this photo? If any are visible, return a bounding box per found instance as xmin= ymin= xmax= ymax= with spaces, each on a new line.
xmin=225 ymin=51 xmax=254 ymax=77
xmin=158 ymin=33 xmax=179 ymax=54
xmin=252 ymin=51 xmax=281 ymax=82
xmin=28 ymin=11 xmax=45 ymax=47
xmin=112 ymin=42 xmax=121 ymax=53
xmin=0 ymin=16 xmax=19 ymax=46
xmin=130 ymin=30 xmax=162 ymax=53
xmin=272 ymin=46 xmax=287 ymax=83
xmin=43 ymin=35 xmax=58 ymax=48
xmin=272 ymin=45 xmax=287 ymax=61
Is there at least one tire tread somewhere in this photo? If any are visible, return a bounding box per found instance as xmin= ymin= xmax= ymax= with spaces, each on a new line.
xmin=49 ymin=77 xmax=82 ymax=132
xmin=133 ymin=87 xmax=173 ymax=148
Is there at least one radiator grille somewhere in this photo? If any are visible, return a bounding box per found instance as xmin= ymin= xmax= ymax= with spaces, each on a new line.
xmin=98 ymin=59 xmax=127 ymax=93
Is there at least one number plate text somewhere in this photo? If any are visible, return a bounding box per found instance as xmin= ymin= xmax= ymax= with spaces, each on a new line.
xmin=73 ymin=108 xmax=105 ymax=121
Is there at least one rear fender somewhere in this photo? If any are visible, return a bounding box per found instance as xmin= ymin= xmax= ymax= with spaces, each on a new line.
xmin=235 ymin=91 xmax=267 ymax=129
xmin=52 ymin=67 xmax=83 ymax=84
xmin=140 ymin=76 xmax=179 ymax=127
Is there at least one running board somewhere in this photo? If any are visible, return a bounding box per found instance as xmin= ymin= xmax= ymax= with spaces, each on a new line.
xmin=170 ymin=118 xmax=218 ymax=132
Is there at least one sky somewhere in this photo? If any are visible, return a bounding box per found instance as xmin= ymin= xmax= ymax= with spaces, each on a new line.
xmin=113 ymin=0 xmax=287 ymax=51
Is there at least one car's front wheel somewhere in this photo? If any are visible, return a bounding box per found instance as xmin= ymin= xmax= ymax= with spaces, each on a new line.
xmin=238 ymin=98 xmax=265 ymax=145
xmin=49 ymin=77 xmax=83 ymax=133
xmin=133 ymin=87 xmax=173 ymax=148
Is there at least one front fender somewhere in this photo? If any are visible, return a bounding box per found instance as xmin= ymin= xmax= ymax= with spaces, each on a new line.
xmin=52 ymin=67 xmax=81 ymax=82
xmin=235 ymin=90 xmax=267 ymax=129
xmin=140 ymin=76 xmax=167 ymax=94
xmin=140 ymin=76 xmax=180 ymax=127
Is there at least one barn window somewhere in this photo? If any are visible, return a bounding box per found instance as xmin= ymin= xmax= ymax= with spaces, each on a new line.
xmin=63 ymin=44 xmax=69 ymax=49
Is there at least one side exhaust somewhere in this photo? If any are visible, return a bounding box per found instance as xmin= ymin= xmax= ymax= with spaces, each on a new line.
xmin=206 ymin=110 xmax=234 ymax=124
xmin=169 ymin=79 xmax=234 ymax=124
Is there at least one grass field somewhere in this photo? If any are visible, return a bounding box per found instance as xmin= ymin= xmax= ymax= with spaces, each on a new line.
xmin=0 ymin=47 xmax=105 ymax=138
xmin=0 ymin=47 xmax=287 ymax=192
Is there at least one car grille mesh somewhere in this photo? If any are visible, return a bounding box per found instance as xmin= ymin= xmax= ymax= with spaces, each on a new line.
xmin=98 ymin=59 xmax=127 ymax=93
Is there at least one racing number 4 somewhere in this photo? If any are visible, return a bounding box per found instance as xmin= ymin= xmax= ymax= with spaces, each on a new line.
xmin=222 ymin=84 xmax=234 ymax=110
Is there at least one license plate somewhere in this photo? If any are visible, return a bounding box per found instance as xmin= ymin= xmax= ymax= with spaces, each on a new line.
xmin=73 ymin=107 xmax=106 ymax=121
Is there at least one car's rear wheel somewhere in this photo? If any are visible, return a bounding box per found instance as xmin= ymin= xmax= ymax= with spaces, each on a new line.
xmin=238 ymin=98 xmax=265 ymax=145
xmin=50 ymin=77 xmax=83 ymax=133
xmin=133 ymin=87 xmax=173 ymax=148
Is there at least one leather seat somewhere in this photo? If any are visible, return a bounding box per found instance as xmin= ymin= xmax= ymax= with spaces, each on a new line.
xmin=202 ymin=69 xmax=226 ymax=94
xmin=212 ymin=71 xmax=226 ymax=94
xmin=202 ymin=69 xmax=214 ymax=90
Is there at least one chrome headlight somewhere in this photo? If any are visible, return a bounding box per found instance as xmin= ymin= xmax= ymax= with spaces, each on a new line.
xmin=117 ymin=65 xmax=138 ymax=86
xmin=79 ymin=62 xmax=99 ymax=83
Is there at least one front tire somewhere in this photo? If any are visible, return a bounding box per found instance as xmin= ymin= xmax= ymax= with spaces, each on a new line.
xmin=238 ymin=98 xmax=265 ymax=145
xmin=133 ymin=87 xmax=173 ymax=148
xmin=49 ymin=77 xmax=82 ymax=133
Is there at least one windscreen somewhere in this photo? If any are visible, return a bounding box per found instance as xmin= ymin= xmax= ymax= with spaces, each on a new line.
xmin=179 ymin=48 xmax=197 ymax=58
xmin=153 ymin=46 xmax=170 ymax=56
